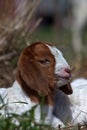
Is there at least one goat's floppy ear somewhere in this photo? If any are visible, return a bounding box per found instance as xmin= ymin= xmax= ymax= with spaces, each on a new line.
xmin=17 ymin=49 xmax=50 ymax=96
xmin=59 ymin=82 xmax=73 ymax=95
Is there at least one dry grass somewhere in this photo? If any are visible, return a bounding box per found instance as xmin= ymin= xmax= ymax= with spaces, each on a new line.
xmin=0 ymin=0 xmax=41 ymax=87
xmin=57 ymin=123 xmax=87 ymax=130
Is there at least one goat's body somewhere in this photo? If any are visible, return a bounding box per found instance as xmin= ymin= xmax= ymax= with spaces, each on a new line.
xmin=54 ymin=78 xmax=87 ymax=125
xmin=0 ymin=81 xmax=64 ymax=127
xmin=0 ymin=78 xmax=87 ymax=127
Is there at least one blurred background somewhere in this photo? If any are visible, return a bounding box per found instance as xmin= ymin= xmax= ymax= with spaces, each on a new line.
xmin=0 ymin=0 xmax=87 ymax=87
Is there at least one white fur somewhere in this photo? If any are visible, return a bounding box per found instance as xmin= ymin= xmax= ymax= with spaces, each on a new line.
xmin=47 ymin=45 xmax=70 ymax=72
xmin=47 ymin=45 xmax=71 ymax=87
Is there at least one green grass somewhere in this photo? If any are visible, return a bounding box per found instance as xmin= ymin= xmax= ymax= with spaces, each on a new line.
xmin=0 ymin=96 xmax=51 ymax=130
xmin=0 ymin=111 xmax=51 ymax=130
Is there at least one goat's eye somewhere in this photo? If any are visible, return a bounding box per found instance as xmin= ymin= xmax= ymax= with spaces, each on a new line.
xmin=38 ymin=59 xmax=51 ymax=65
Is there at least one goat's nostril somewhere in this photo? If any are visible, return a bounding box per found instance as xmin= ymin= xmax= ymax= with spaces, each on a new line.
xmin=64 ymin=67 xmax=71 ymax=74
xmin=64 ymin=67 xmax=71 ymax=78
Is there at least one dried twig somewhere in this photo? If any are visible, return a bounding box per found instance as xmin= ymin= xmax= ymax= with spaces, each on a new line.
xmin=0 ymin=52 xmax=16 ymax=61
xmin=26 ymin=18 xmax=42 ymax=38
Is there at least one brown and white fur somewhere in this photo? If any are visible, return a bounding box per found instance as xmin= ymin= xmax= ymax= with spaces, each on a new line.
xmin=0 ymin=41 xmax=72 ymax=128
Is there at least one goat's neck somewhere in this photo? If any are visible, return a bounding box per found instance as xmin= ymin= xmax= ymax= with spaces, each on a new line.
xmin=53 ymin=90 xmax=73 ymax=123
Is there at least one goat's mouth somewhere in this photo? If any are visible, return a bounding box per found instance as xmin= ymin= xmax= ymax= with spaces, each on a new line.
xmin=55 ymin=76 xmax=73 ymax=95
xmin=55 ymin=75 xmax=71 ymax=87
xmin=57 ymin=77 xmax=70 ymax=87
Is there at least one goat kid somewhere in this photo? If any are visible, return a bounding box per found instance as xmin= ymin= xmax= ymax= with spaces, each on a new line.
xmin=0 ymin=41 xmax=72 ymax=128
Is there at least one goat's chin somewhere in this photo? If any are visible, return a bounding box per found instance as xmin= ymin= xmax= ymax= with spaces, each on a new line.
xmin=56 ymin=78 xmax=69 ymax=88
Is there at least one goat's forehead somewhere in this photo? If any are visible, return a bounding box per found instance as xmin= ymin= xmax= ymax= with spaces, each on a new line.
xmin=46 ymin=44 xmax=69 ymax=68
xmin=46 ymin=44 xmax=63 ymax=58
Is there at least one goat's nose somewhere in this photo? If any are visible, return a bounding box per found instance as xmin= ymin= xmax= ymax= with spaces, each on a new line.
xmin=56 ymin=67 xmax=71 ymax=79
xmin=64 ymin=67 xmax=71 ymax=78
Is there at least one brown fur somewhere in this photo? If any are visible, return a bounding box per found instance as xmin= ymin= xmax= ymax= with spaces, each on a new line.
xmin=16 ymin=41 xmax=72 ymax=105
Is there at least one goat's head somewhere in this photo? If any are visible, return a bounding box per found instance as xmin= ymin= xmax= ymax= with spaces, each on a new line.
xmin=16 ymin=41 xmax=73 ymax=98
